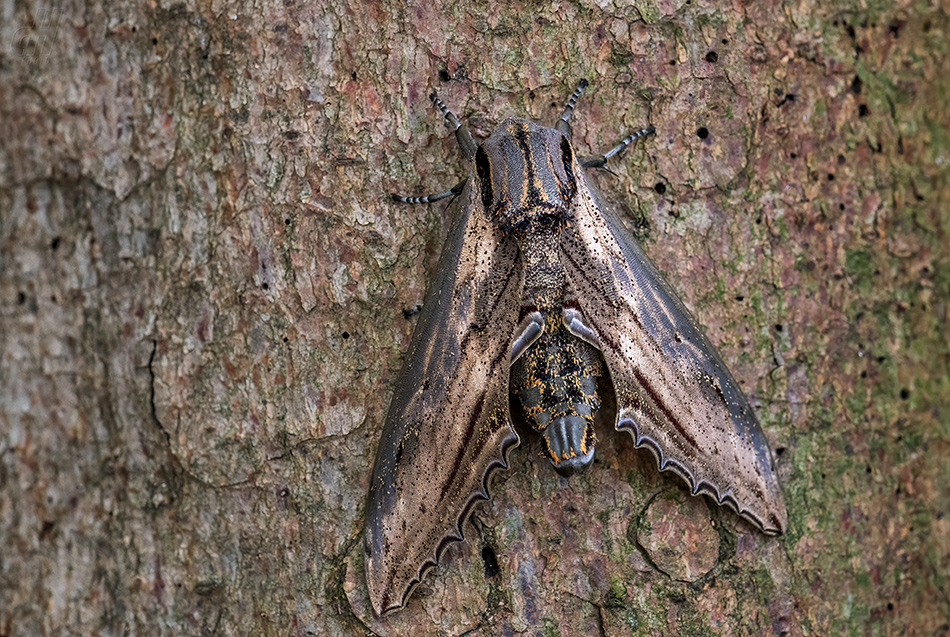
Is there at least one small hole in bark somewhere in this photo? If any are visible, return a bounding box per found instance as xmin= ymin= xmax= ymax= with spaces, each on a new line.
xmin=481 ymin=545 xmax=500 ymax=577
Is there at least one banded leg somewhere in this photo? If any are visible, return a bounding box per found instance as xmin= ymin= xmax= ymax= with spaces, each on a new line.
xmin=391 ymin=89 xmax=475 ymax=204
xmin=552 ymin=79 xmax=654 ymax=165
xmin=580 ymin=126 xmax=655 ymax=168
xmin=430 ymin=91 xmax=477 ymax=160
xmin=555 ymin=79 xmax=589 ymax=136
xmin=391 ymin=181 xmax=465 ymax=204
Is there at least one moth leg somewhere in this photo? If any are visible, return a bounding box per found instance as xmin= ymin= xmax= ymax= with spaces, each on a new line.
xmin=429 ymin=91 xmax=478 ymax=160
xmin=579 ymin=126 xmax=656 ymax=168
xmin=390 ymin=180 xmax=465 ymax=204
xmin=390 ymin=90 xmax=475 ymax=203
xmin=562 ymin=306 xmax=601 ymax=349
xmin=510 ymin=310 xmax=544 ymax=363
xmin=554 ymin=79 xmax=589 ymax=136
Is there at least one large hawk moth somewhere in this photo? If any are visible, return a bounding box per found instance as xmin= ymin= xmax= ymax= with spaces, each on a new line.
xmin=365 ymin=80 xmax=787 ymax=615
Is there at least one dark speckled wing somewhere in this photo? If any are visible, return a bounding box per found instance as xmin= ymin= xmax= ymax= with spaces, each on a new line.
xmin=365 ymin=180 xmax=524 ymax=615
xmin=560 ymin=169 xmax=787 ymax=535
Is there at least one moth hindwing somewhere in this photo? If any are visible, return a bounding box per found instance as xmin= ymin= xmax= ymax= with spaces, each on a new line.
xmin=365 ymin=81 xmax=787 ymax=615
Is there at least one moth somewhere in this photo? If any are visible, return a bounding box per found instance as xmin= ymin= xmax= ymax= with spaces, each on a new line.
xmin=365 ymin=80 xmax=787 ymax=615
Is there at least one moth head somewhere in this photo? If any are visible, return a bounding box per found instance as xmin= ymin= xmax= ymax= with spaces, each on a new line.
xmin=474 ymin=118 xmax=577 ymax=233
xmin=544 ymin=413 xmax=596 ymax=476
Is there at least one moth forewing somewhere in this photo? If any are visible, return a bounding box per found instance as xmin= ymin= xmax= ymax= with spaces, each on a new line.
xmin=365 ymin=180 xmax=523 ymax=615
xmin=560 ymin=170 xmax=787 ymax=534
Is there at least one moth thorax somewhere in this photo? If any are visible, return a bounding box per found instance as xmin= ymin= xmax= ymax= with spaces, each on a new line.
xmin=499 ymin=205 xmax=567 ymax=239
xmin=475 ymin=118 xmax=578 ymax=231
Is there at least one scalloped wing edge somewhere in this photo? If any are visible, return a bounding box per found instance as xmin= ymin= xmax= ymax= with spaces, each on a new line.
xmin=376 ymin=428 xmax=520 ymax=615
xmin=616 ymin=415 xmax=785 ymax=534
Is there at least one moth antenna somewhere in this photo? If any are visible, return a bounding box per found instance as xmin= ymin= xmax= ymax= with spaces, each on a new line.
xmin=580 ymin=125 xmax=655 ymax=168
xmin=430 ymin=91 xmax=477 ymax=160
xmin=555 ymin=78 xmax=589 ymax=135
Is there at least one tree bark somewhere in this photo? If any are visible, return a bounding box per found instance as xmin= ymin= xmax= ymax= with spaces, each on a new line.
xmin=2 ymin=0 xmax=948 ymax=635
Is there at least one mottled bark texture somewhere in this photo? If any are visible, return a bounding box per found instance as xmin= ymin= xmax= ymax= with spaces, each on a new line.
xmin=1 ymin=0 xmax=947 ymax=635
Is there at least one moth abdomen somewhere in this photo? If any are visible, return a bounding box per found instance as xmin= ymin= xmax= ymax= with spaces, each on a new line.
xmin=510 ymin=296 xmax=604 ymax=476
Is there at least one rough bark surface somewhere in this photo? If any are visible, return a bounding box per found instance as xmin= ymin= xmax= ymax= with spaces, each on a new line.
xmin=2 ymin=0 xmax=948 ymax=635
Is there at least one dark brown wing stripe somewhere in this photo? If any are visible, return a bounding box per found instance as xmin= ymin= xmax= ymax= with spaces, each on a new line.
xmin=630 ymin=367 xmax=699 ymax=450
xmin=439 ymin=392 xmax=486 ymax=503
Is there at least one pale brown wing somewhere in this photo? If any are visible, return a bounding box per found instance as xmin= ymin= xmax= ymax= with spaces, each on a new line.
xmin=560 ymin=172 xmax=787 ymax=534
xmin=365 ymin=181 xmax=524 ymax=615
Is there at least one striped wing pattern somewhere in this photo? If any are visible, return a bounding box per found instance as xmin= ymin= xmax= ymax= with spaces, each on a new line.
xmin=559 ymin=173 xmax=787 ymax=534
xmin=365 ymin=182 xmax=524 ymax=614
